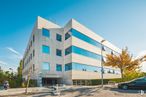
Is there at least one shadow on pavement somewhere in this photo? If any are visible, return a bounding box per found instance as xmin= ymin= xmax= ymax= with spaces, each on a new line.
xmin=32 ymin=92 xmax=51 ymax=97
xmin=105 ymin=86 xmax=146 ymax=94
xmin=62 ymin=86 xmax=101 ymax=97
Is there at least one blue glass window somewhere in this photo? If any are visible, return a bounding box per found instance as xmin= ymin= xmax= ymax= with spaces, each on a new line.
xmin=70 ymin=28 xmax=119 ymax=55
xmin=65 ymin=62 xmax=102 ymax=72
xmin=65 ymin=46 xmax=72 ymax=55
xmin=66 ymin=62 xmax=121 ymax=74
xmin=56 ymin=49 xmax=62 ymax=56
xmin=70 ymin=29 xmax=101 ymax=47
xmin=72 ymin=63 xmax=101 ymax=72
xmin=72 ymin=46 xmax=101 ymax=59
xmin=56 ymin=64 xmax=62 ymax=71
xmin=42 ymin=62 xmax=50 ymax=70
xmin=56 ymin=33 xmax=62 ymax=42
xmin=65 ymin=32 xmax=71 ymax=40
xmin=33 ymin=64 xmax=35 ymax=71
xmin=33 ymin=50 xmax=35 ymax=57
xmin=42 ymin=28 xmax=50 ymax=37
xmin=33 ymin=34 xmax=35 ymax=42
xmin=42 ymin=45 xmax=50 ymax=54
xmin=65 ymin=63 xmax=72 ymax=71
xmin=65 ymin=46 xmax=101 ymax=59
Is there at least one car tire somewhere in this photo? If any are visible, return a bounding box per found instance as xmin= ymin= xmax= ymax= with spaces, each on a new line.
xmin=122 ymin=85 xmax=128 ymax=90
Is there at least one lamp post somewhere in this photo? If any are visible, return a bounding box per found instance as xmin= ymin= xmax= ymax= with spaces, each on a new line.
xmin=100 ymin=39 xmax=106 ymax=88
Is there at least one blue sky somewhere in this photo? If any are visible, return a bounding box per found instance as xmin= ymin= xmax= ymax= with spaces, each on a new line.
xmin=0 ymin=0 xmax=146 ymax=71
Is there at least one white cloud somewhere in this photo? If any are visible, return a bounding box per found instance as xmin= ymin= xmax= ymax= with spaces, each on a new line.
xmin=6 ymin=47 xmax=23 ymax=59
xmin=135 ymin=50 xmax=146 ymax=72
xmin=0 ymin=60 xmax=17 ymax=72
xmin=0 ymin=60 xmax=7 ymax=65
xmin=140 ymin=62 xmax=146 ymax=72
xmin=135 ymin=50 xmax=146 ymax=59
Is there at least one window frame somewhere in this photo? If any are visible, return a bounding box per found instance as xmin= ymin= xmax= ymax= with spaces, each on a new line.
xmin=56 ymin=49 xmax=62 ymax=56
xmin=42 ymin=62 xmax=50 ymax=71
xmin=56 ymin=64 xmax=62 ymax=71
xmin=42 ymin=45 xmax=50 ymax=54
xmin=42 ymin=28 xmax=50 ymax=38
xmin=56 ymin=33 xmax=62 ymax=42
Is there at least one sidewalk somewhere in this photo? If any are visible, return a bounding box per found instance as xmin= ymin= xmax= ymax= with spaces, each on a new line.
xmin=0 ymin=87 xmax=49 ymax=96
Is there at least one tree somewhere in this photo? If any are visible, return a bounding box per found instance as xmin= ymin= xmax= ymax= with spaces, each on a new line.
xmin=17 ymin=60 xmax=23 ymax=77
xmin=17 ymin=60 xmax=23 ymax=87
xmin=104 ymin=48 xmax=141 ymax=80
xmin=0 ymin=60 xmax=24 ymax=88
xmin=141 ymin=55 xmax=146 ymax=62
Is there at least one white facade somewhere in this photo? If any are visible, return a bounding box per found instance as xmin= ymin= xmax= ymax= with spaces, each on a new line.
xmin=22 ymin=16 xmax=121 ymax=86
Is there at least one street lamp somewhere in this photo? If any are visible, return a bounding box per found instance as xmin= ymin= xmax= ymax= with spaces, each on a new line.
xmin=100 ymin=39 xmax=106 ymax=88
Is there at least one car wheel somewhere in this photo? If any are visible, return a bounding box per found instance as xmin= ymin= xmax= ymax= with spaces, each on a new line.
xmin=122 ymin=85 xmax=128 ymax=90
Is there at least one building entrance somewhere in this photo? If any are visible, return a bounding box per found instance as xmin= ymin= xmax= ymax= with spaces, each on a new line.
xmin=42 ymin=78 xmax=61 ymax=86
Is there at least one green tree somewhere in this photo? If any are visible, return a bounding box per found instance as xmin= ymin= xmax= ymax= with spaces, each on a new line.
xmin=0 ymin=60 xmax=24 ymax=88
xmin=16 ymin=60 xmax=23 ymax=87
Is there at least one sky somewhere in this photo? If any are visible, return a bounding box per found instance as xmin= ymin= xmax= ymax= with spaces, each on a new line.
xmin=0 ymin=0 xmax=146 ymax=72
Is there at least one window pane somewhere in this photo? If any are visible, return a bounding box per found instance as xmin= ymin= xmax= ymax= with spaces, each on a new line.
xmin=56 ymin=49 xmax=62 ymax=56
xmin=72 ymin=46 xmax=101 ymax=59
xmin=65 ymin=32 xmax=71 ymax=40
xmin=65 ymin=62 xmax=103 ymax=72
xmin=33 ymin=50 xmax=35 ymax=57
xmin=65 ymin=46 xmax=101 ymax=59
xmin=33 ymin=35 xmax=35 ymax=42
xmin=65 ymin=46 xmax=72 ymax=55
xmin=56 ymin=64 xmax=62 ymax=71
xmin=65 ymin=63 xmax=72 ymax=71
xmin=33 ymin=64 xmax=35 ymax=71
xmin=70 ymin=29 xmax=101 ymax=47
xmin=42 ymin=28 xmax=50 ymax=37
xmin=42 ymin=62 xmax=50 ymax=70
xmin=56 ymin=34 xmax=62 ymax=42
xmin=42 ymin=45 xmax=50 ymax=54
xmin=72 ymin=62 xmax=101 ymax=72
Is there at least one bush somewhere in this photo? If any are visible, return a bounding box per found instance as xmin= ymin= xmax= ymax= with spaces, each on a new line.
xmin=91 ymin=79 xmax=110 ymax=85
xmin=23 ymin=79 xmax=37 ymax=87
xmin=29 ymin=80 xmax=37 ymax=87
xmin=90 ymin=73 xmax=146 ymax=85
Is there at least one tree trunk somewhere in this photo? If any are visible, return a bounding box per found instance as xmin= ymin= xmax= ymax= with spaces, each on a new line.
xmin=120 ymin=69 xmax=124 ymax=81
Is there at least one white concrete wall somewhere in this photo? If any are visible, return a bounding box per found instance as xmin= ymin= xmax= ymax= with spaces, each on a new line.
xmin=22 ymin=16 xmax=63 ymax=80
xmin=63 ymin=19 xmax=121 ymax=83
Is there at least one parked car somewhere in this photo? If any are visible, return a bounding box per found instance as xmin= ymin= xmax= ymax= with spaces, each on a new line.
xmin=118 ymin=77 xmax=146 ymax=90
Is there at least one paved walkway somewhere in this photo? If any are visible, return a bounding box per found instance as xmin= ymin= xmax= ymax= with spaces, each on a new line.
xmin=0 ymin=87 xmax=49 ymax=96
xmin=1 ymin=85 xmax=146 ymax=97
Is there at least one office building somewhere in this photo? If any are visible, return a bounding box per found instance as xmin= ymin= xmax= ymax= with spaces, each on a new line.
xmin=22 ymin=16 xmax=121 ymax=86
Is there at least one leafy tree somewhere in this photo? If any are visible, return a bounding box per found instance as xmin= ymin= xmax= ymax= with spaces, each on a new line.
xmin=17 ymin=60 xmax=23 ymax=77
xmin=124 ymin=70 xmax=145 ymax=81
xmin=141 ymin=55 xmax=146 ymax=62
xmin=16 ymin=60 xmax=23 ymax=87
xmin=0 ymin=60 xmax=24 ymax=88
xmin=104 ymin=48 xmax=142 ymax=80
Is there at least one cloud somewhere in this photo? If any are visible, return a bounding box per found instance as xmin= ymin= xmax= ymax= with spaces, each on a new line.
xmin=0 ymin=60 xmax=7 ymax=65
xmin=0 ymin=60 xmax=17 ymax=71
xmin=6 ymin=47 xmax=23 ymax=59
xmin=135 ymin=50 xmax=146 ymax=59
